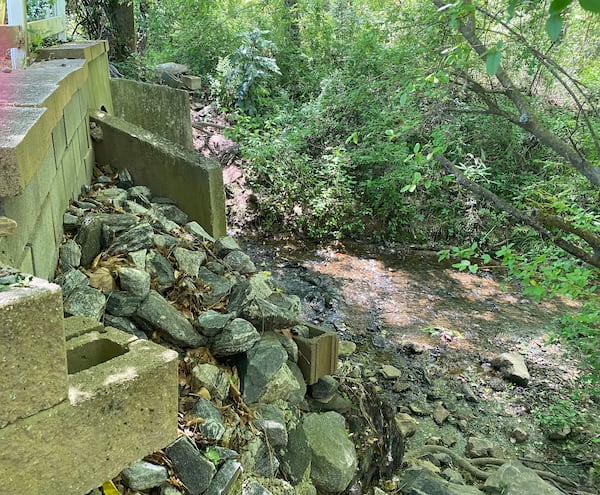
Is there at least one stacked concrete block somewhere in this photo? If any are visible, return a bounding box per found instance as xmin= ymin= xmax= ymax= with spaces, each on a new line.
xmin=0 ymin=42 xmax=111 ymax=279
xmin=0 ymin=275 xmax=179 ymax=495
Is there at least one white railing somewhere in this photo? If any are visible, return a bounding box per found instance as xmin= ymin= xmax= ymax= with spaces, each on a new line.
xmin=1 ymin=0 xmax=66 ymax=68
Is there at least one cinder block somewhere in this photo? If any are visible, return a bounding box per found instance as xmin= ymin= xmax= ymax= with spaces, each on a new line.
xmin=18 ymin=245 xmax=34 ymax=275
xmin=0 ymin=273 xmax=67 ymax=427
xmin=63 ymin=315 xmax=104 ymax=339
xmin=52 ymin=117 xmax=67 ymax=164
xmin=181 ymin=75 xmax=202 ymax=90
xmin=63 ymin=92 xmax=82 ymax=143
xmin=0 ymin=326 xmax=179 ymax=495
xmin=30 ymin=196 xmax=60 ymax=280
xmin=90 ymin=111 xmax=226 ymax=239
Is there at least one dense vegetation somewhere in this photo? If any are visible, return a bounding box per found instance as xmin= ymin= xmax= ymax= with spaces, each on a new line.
xmin=68 ymin=0 xmax=599 ymax=399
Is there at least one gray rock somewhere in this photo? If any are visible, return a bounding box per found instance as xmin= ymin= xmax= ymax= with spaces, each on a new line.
xmin=165 ymin=436 xmax=216 ymax=495
xmin=242 ymin=479 xmax=273 ymax=495
xmin=174 ymin=247 xmax=206 ymax=276
xmin=195 ymin=310 xmax=234 ymax=337
xmin=198 ymin=267 xmax=233 ymax=305
xmin=433 ymin=403 xmax=451 ymax=425
xmin=148 ymin=207 xmax=180 ymax=233
xmin=309 ymin=392 xmax=352 ymax=414
xmin=103 ymin=314 xmax=147 ymax=339
xmin=491 ymin=352 xmax=531 ymax=386
xmin=94 ymin=187 xmax=128 ymax=207
xmin=466 ymin=437 xmax=494 ymax=458
xmin=227 ymin=276 xmax=273 ymax=314
xmin=63 ymin=212 xmax=80 ymax=232
xmin=240 ymin=338 xmax=288 ymax=403
xmin=211 ymin=318 xmax=260 ymax=358
xmin=240 ymin=298 xmax=298 ymax=332
xmin=441 ymin=467 xmax=465 ymax=485
xmin=107 ymin=222 xmax=155 ymax=255
xmin=121 ymin=460 xmax=168 ymax=491
xmin=208 ymin=446 xmax=240 ymax=463
xmin=128 ymin=249 xmax=147 ymax=269
xmin=311 ymin=375 xmax=338 ymax=401
xmin=192 ymin=398 xmax=225 ymax=441
xmin=117 ymin=267 xmax=151 ymax=299
xmin=394 ymin=413 xmax=418 ymax=437
xmin=154 ymin=203 xmax=189 ymax=225
xmin=77 ymin=216 xmax=103 ymax=266
xmin=146 ymin=250 xmax=176 ymax=291
xmin=185 ymin=221 xmax=215 ymax=242
xmin=106 ymin=290 xmax=143 ymax=316
xmin=117 ymin=168 xmax=134 ymax=189
xmin=63 ymin=286 xmax=105 ymax=321
xmin=267 ymin=291 xmax=301 ymax=316
xmin=206 ymin=261 xmax=226 ymax=275
xmin=253 ymin=404 xmax=288 ymax=448
xmin=192 ymin=364 xmax=231 ymax=400
xmin=55 ymin=269 xmax=88 ymax=297
xmin=60 ymin=239 xmax=82 ymax=271
xmin=338 ymin=340 xmax=357 ymax=356
xmin=461 ymin=382 xmax=479 ymax=402
xmin=205 ymin=460 xmax=242 ymax=495
xmin=282 ymin=424 xmax=311 ymax=484
xmin=398 ymin=467 xmax=485 ymax=495
xmin=241 ymin=437 xmax=279 ymax=477
xmin=128 ymin=185 xmax=152 ymax=203
xmin=136 ymin=290 xmax=205 ymax=347
xmin=124 ymin=199 xmax=149 ymax=216
xmin=214 ymin=236 xmax=241 ymax=257
xmin=153 ymin=233 xmax=179 ymax=251
xmin=223 ymin=250 xmax=256 ymax=274
xmin=159 ymin=483 xmax=183 ymax=495
xmin=381 ymin=364 xmax=402 ymax=379
xmin=302 ymin=412 xmax=357 ymax=493
xmin=275 ymin=332 xmax=299 ymax=362
xmin=484 ymin=460 xmax=562 ymax=494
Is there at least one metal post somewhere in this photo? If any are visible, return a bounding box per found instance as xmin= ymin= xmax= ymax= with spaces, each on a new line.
xmin=6 ymin=0 xmax=27 ymax=68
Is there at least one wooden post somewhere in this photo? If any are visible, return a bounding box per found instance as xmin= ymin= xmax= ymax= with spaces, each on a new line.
xmin=6 ymin=0 xmax=27 ymax=68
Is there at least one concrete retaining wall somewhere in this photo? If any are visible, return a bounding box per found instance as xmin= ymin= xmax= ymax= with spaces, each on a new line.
xmin=0 ymin=42 xmax=113 ymax=279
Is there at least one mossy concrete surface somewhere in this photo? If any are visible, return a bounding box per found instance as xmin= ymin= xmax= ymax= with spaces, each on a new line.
xmin=0 ymin=272 xmax=67 ymax=428
xmin=0 ymin=325 xmax=179 ymax=495
xmin=111 ymin=79 xmax=194 ymax=149
xmin=91 ymin=110 xmax=227 ymax=239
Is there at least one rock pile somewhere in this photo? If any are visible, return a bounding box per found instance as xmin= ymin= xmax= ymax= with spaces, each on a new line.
xmin=58 ymin=169 xmax=357 ymax=495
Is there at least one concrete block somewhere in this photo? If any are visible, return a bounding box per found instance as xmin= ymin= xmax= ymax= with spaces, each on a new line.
xmin=91 ymin=111 xmax=226 ymax=239
xmin=181 ymin=75 xmax=202 ymax=91
xmin=0 ymin=106 xmax=49 ymax=197
xmin=52 ymin=116 xmax=67 ymax=164
xmin=19 ymin=245 xmax=34 ymax=275
xmin=0 ymin=326 xmax=179 ymax=495
xmin=0 ymin=273 xmax=67 ymax=427
xmin=63 ymin=315 xmax=104 ymax=339
xmin=63 ymin=90 xmax=82 ymax=143
xmin=111 ymin=79 xmax=193 ymax=149
xmin=30 ymin=195 xmax=61 ymax=280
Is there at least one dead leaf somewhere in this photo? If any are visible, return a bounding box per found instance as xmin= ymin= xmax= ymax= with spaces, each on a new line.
xmin=88 ymin=267 xmax=116 ymax=291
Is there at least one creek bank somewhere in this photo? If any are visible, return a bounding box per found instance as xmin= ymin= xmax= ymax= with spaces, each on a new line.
xmin=59 ymin=169 xmax=596 ymax=495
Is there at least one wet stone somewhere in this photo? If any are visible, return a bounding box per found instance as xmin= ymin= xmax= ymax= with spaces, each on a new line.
xmin=63 ymin=286 xmax=105 ymax=320
xmin=121 ymin=460 xmax=168 ymax=491
xmin=174 ymin=247 xmax=206 ymax=277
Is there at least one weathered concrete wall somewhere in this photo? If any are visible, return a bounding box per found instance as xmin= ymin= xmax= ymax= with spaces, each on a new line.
xmin=0 ymin=42 xmax=112 ymax=279
xmin=91 ymin=110 xmax=227 ymax=239
xmin=110 ymin=78 xmax=193 ymax=149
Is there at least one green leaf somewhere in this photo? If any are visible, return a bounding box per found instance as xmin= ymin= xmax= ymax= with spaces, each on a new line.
xmin=399 ymin=93 xmax=408 ymax=106
xmin=549 ymin=0 xmax=574 ymax=14
xmin=579 ymin=0 xmax=600 ymax=12
xmin=485 ymin=49 xmax=501 ymax=76
xmin=546 ymin=13 xmax=563 ymax=41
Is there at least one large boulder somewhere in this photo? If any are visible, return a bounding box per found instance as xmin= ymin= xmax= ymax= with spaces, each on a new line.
xmin=484 ymin=460 xmax=562 ymax=495
xmin=301 ymin=412 xmax=357 ymax=493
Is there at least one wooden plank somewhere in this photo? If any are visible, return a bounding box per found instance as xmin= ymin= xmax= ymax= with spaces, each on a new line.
xmin=28 ymin=15 xmax=66 ymax=40
xmin=0 ymin=24 xmax=21 ymax=49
